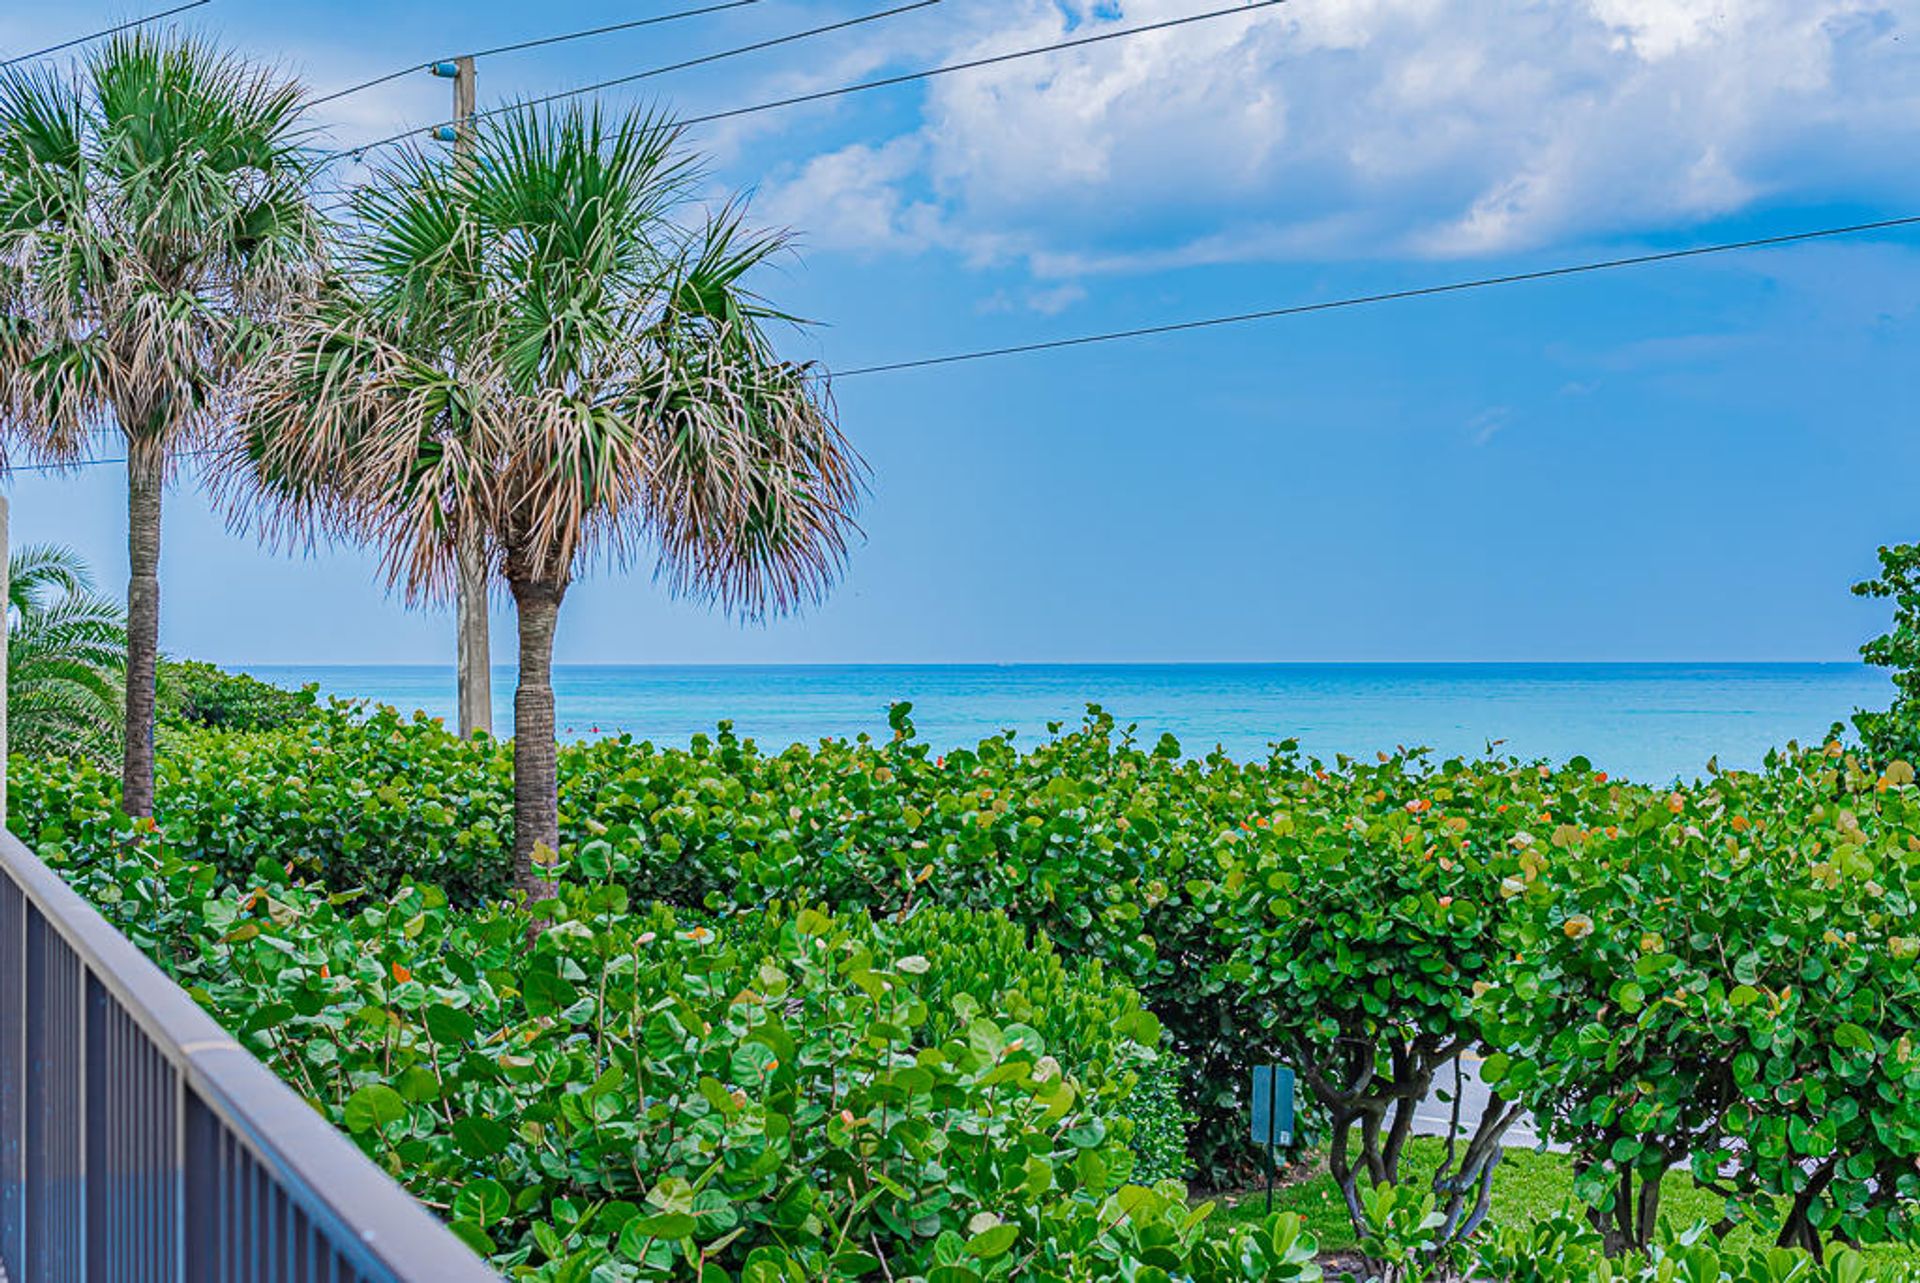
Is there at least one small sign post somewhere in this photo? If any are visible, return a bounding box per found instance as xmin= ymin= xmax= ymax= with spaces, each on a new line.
xmin=1250 ymin=1065 xmax=1295 ymax=1213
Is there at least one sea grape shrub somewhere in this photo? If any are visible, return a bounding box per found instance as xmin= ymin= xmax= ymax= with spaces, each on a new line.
xmin=28 ymin=805 xmax=220 ymax=966
xmin=17 ymin=699 xmax=1416 ymax=1181
xmin=0 ymin=701 xmax=1658 ymax=1193
xmin=39 ymin=694 xmax=1920 ymax=1235
xmin=157 ymin=659 xmax=319 ymax=735
xmin=51 ymin=813 xmax=1231 ymax=1276
xmin=706 ymin=900 xmax=1190 ymax=1183
xmin=563 ymin=706 xmax=1258 ymax=1182
xmin=154 ymin=708 xmax=511 ymax=902
xmin=565 ymin=710 xmax=1190 ymax=953
xmin=14 ymin=701 xmax=1255 ymax=1173
xmin=941 ymin=1193 xmax=1328 ymax=1283
xmin=1853 ymin=543 xmax=1920 ymax=766
xmin=1479 ymin=770 xmax=1733 ymax=1255
xmin=1473 ymin=1211 xmax=1920 ymax=1283
xmin=557 ymin=722 xmax=790 ymax=910
xmin=9 ymin=754 xmax=224 ymax=965
xmin=8 ymin=751 xmax=128 ymax=865
xmin=1214 ymin=750 xmax=1563 ymax=1239
xmin=857 ymin=905 xmax=1190 ymax=1183
xmin=1183 ymin=1211 xmax=1326 ymax=1282
xmin=12 ymin=703 xmax=515 ymax=903
xmin=1483 ymin=745 xmax=1920 ymax=1254
xmin=172 ymin=844 xmax=1225 ymax=1282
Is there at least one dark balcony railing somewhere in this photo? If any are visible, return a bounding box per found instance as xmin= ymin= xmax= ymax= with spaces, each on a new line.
xmin=0 ymin=828 xmax=503 ymax=1283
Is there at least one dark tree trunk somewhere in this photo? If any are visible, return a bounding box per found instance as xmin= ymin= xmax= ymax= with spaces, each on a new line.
xmin=1633 ymin=1166 xmax=1662 ymax=1246
xmin=509 ymin=572 xmax=566 ymax=907
xmin=1776 ymin=1159 xmax=1837 ymax=1260
xmin=1591 ymin=1166 xmax=1658 ymax=1257
xmin=122 ymin=455 xmax=163 ymax=818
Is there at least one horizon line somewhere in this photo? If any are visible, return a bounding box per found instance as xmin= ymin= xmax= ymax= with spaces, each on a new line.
xmin=219 ymin=658 xmax=1877 ymax=670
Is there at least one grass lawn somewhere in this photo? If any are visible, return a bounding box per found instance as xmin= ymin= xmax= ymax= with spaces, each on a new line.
xmin=1207 ymin=1138 xmax=1920 ymax=1269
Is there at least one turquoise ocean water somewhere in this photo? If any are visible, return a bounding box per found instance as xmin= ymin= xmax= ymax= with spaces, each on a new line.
xmin=245 ymin=663 xmax=1891 ymax=784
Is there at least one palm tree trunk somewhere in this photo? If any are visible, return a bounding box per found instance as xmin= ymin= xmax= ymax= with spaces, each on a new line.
xmin=509 ymin=573 xmax=565 ymax=906
xmin=122 ymin=455 xmax=162 ymax=818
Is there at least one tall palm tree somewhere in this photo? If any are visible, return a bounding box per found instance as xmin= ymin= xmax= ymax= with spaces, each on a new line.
xmin=0 ymin=32 xmax=320 ymax=816
xmin=9 ymin=543 xmax=126 ymax=762
xmin=236 ymin=104 xmax=863 ymax=902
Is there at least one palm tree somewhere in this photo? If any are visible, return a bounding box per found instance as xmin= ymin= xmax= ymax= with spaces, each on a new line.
xmin=9 ymin=544 xmax=126 ymax=761
xmin=236 ymin=104 xmax=863 ymax=903
xmin=0 ymin=32 xmax=320 ymax=816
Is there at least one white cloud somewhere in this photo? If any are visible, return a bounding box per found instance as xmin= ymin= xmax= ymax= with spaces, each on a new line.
xmin=1025 ymin=282 xmax=1089 ymax=315
xmin=1468 ymin=406 xmax=1513 ymax=446
xmin=977 ymin=282 xmax=1092 ymax=315
xmin=759 ymin=138 xmax=938 ymax=256
xmin=752 ymin=0 xmax=1920 ymax=277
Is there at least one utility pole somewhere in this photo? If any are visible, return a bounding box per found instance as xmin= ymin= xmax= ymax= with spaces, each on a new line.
xmin=436 ymin=55 xmax=492 ymax=740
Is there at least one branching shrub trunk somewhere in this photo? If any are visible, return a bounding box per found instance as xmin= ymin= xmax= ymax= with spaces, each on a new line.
xmin=1303 ymin=1032 xmax=1519 ymax=1242
xmin=1220 ymin=749 xmax=1535 ymax=1245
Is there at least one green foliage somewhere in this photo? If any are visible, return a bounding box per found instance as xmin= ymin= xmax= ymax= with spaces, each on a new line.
xmin=7 ymin=543 xmax=125 ymax=762
xmin=1213 ymin=748 xmax=1545 ymax=1239
xmin=1474 ymin=1212 xmax=1920 ymax=1283
xmin=1120 ymin=1056 xmax=1194 ymax=1186
xmin=157 ymin=660 xmax=318 ymax=735
xmin=1483 ymin=745 xmax=1920 ymax=1254
xmin=12 ymin=700 xmax=1251 ymax=1179
xmin=848 ymin=906 xmax=1188 ymax=1182
xmin=12 ymin=704 xmax=511 ymax=904
xmin=22 ymin=699 xmax=1920 ymax=1265
xmin=43 ymin=827 xmax=1213 ymax=1283
xmin=1852 ymin=544 xmax=1920 ymax=763
xmin=1187 ymin=1211 xmax=1325 ymax=1281
xmin=1355 ymin=1182 xmax=1460 ymax=1283
xmin=559 ymin=705 xmax=1260 ymax=1182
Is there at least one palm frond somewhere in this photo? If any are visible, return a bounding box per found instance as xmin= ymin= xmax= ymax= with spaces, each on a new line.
xmin=234 ymin=99 xmax=863 ymax=620
xmin=0 ymin=31 xmax=323 ymax=473
xmin=9 ymin=541 xmax=96 ymax=609
xmin=5 ymin=542 xmax=125 ymax=762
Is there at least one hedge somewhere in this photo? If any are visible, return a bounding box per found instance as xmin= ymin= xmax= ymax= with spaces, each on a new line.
xmin=44 ymin=829 xmax=1202 ymax=1280
xmin=16 ymin=698 xmax=1920 ymax=1264
xmin=12 ymin=702 xmax=1262 ymax=1180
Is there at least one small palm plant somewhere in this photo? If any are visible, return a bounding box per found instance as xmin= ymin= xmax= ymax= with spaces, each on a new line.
xmin=9 ymin=544 xmax=126 ymax=761
xmin=236 ymin=104 xmax=863 ymax=902
xmin=0 ymin=32 xmax=320 ymax=815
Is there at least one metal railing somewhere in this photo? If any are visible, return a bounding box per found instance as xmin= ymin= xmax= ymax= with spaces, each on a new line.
xmin=0 ymin=829 xmax=503 ymax=1282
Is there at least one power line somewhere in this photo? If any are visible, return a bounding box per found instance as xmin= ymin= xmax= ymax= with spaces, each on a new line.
xmin=309 ymin=65 xmax=425 ymax=111
xmin=453 ymin=0 xmax=940 ymax=129
xmin=679 ymin=0 xmax=1288 ymax=130
xmin=332 ymin=0 xmax=940 ymax=162
xmin=336 ymin=0 xmax=1291 ymax=156
xmin=16 ymin=214 xmax=1916 ymax=475
xmin=310 ymin=0 xmax=763 ymax=109
xmin=831 ymin=214 xmax=1920 ymax=379
xmin=463 ymin=0 xmax=764 ymax=64
xmin=1 ymin=0 xmax=213 ymax=68
xmin=8 ymin=449 xmax=218 ymax=476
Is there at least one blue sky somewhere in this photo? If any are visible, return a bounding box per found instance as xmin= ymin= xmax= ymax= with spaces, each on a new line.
xmin=6 ymin=0 xmax=1920 ymax=664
